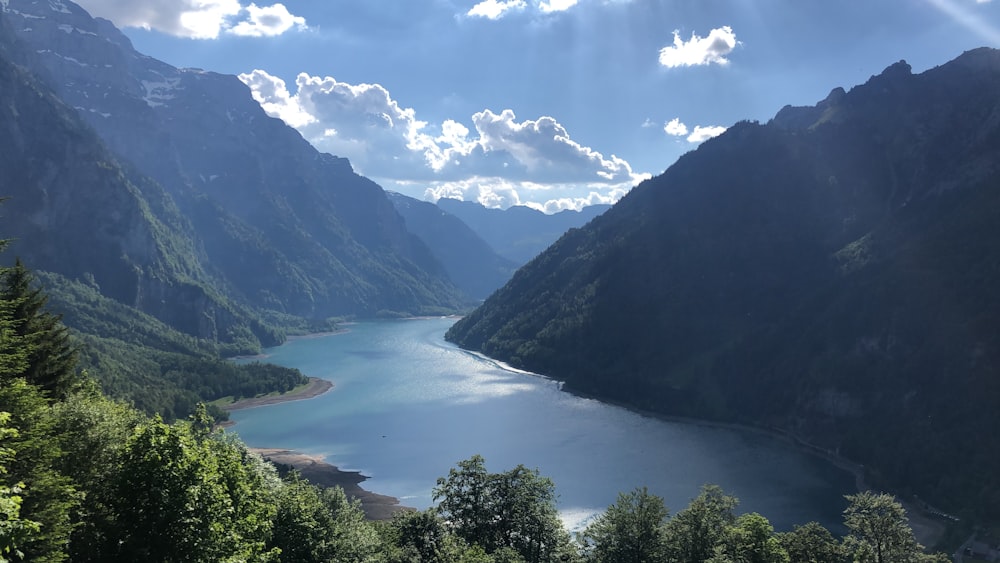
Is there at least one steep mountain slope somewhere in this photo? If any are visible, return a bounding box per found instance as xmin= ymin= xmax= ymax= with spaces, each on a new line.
xmin=387 ymin=192 xmax=517 ymax=300
xmin=448 ymin=50 xmax=1000 ymax=518
xmin=436 ymin=198 xmax=611 ymax=264
xmin=1 ymin=0 xmax=464 ymax=319
xmin=0 ymin=14 xmax=276 ymax=348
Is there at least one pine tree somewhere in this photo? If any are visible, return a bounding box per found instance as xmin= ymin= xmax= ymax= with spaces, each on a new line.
xmin=0 ymin=259 xmax=79 ymax=400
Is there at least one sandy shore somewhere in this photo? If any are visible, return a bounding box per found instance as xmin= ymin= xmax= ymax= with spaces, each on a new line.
xmin=219 ymin=376 xmax=410 ymax=519
xmin=222 ymin=377 xmax=333 ymax=412
xmin=252 ymin=448 xmax=409 ymax=520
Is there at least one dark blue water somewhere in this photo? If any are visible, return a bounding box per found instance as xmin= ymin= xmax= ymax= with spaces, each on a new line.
xmin=231 ymin=317 xmax=853 ymax=531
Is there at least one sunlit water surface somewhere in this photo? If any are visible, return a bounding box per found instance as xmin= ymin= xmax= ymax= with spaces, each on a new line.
xmin=231 ymin=318 xmax=852 ymax=532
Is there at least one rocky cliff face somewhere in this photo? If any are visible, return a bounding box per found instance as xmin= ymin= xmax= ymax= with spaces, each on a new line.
xmin=447 ymin=49 xmax=1000 ymax=518
xmin=1 ymin=0 xmax=464 ymax=320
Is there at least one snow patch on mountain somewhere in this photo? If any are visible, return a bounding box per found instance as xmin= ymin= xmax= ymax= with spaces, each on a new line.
xmin=141 ymin=77 xmax=181 ymax=108
xmin=57 ymin=23 xmax=96 ymax=36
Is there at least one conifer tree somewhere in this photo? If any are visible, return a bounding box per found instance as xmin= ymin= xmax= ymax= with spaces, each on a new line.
xmin=0 ymin=259 xmax=79 ymax=400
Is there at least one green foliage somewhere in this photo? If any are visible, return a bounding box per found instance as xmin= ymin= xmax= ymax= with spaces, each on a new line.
xmin=663 ymin=485 xmax=739 ymax=563
xmin=777 ymin=521 xmax=847 ymax=563
xmin=582 ymin=487 xmax=669 ymax=563
xmin=47 ymin=389 xmax=141 ymax=562
xmin=842 ymin=492 xmax=924 ymax=563
xmin=105 ymin=416 xmax=280 ymax=562
xmin=0 ymin=261 xmax=80 ymax=401
xmin=434 ymin=455 xmax=575 ymax=563
xmin=711 ymin=513 xmax=789 ymax=563
xmin=269 ymin=472 xmax=384 ymax=562
xmin=35 ymin=269 xmax=308 ymax=421
xmin=0 ymin=379 xmax=79 ymax=563
xmin=0 ymin=411 xmax=39 ymax=563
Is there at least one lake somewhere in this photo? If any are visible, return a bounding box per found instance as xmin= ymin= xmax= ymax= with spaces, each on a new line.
xmin=231 ymin=317 xmax=854 ymax=532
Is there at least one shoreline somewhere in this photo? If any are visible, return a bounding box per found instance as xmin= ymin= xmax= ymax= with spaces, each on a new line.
xmin=225 ymin=321 xmax=945 ymax=544
xmin=220 ymin=377 xmax=410 ymax=519
xmin=251 ymin=448 xmax=409 ymax=520
xmin=221 ymin=377 xmax=334 ymax=412
xmin=558 ymin=383 xmax=947 ymax=547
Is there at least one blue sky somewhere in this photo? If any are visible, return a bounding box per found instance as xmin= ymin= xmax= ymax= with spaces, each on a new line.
xmin=73 ymin=0 xmax=1000 ymax=212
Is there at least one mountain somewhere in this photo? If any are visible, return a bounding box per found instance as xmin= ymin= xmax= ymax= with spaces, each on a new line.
xmin=0 ymin=10 xmax=273 ymax=346
xmin=447 ymin=49 xmax=1000 ymax=519
xmin=435 ymin=198 xmax=611 ymax=264
xmin=0 ymin=0 xmax=464 ymax=323
xmin=387 ymin=192 xmax=517 ymax=300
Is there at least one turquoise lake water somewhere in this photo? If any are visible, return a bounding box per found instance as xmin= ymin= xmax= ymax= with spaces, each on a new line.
xmin=230 ymin=317 xmax=853 ymax=531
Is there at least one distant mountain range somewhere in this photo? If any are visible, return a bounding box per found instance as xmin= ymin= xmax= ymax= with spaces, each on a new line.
xmin=448 ymin=49 xmax=1000 ymax=519
xmin=436 ymin=198 xmax=610 ymax=265
xmin=388 ymin=193 xmax=609 ymax=299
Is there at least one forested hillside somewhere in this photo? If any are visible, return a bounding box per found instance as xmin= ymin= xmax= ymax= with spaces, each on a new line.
xmin=448 ymin=49 xmax=1000 ymax=520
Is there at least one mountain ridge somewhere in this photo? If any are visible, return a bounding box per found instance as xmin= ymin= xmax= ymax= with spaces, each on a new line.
xmin=0 ymin=0 xmax=465 ymax=324
xmin=447 ymin=48 xmax=1000 ymax=519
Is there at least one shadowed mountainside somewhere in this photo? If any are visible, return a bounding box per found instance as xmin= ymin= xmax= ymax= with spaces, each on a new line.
xmin=448 ymin=49 xmax=1000 ymax=519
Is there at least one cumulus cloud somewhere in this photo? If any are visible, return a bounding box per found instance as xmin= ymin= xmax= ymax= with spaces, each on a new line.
xmin=229 ymin=3 xmax=306 ymax=37
xmin=687 ymin=125 xmax=727 ymax=143
xmin=663 ymin=117 xmax=688 ymax=136
xmin=465 ymin=0 xmax=584 ymax=20
xmin=73 ymin=0 xmax=306 ymax=39
xmin=662 ymin=118 xmax=726 ymax=143
xmin=658 ymin=26 xmax=738 ymax=68
xmin=539 ymin=0 xmax=579 ymax=13
xmin=421 ymin=178 xmax=636 ymax=213
xmin=467 ymin=0 xmax=526 ymax=19
xmin=240 ymin=69 xmax=645 ymax=210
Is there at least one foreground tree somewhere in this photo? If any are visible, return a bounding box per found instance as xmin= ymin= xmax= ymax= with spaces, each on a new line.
xmin=583 ymin=486 xmax=669 ymax=562
xmin=663 ymin=485 xmax=738 ymax=563
xmin=0 ymin=411 xmax=39 ymax=562
xmin=106 ymin=416 xmax=280 ymax=562
xmin=842 ymin=492 xmax=923 ymax=563
xmin=0 ymin=379 xmax=77 ymax=563
xmin=270 ymin=472 xmax=384 ymax=563
xmin=708 ymin=512 xmax=789 ymax=563
xmin=434 ymin=455 xmax=576 ymax=563
xmin=0 ymin=260 xmax=79 ymax=401
xmin=777 ymin=521 xmax=846 ymax=563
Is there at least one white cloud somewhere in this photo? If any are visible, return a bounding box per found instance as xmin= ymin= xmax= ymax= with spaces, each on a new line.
xmin=465 ymin=0 xmax=585 ymax=20
xmin=421 ymin=178 xmax=638 ymax=212
xmin=240 ymin=69 xmax=646 ymax=210
xmin=664 ymin=117 xmax=688 ymax=136
xmin=467 ymin=0 xmax=526 ymax=19
xmin=229 ymin=3 xmax=306 ymax=37
xmin=658 ymin=26 xmax=738 ymax=68
xmin=662 ymin=117 xmax=725 ymax=143
xmin=538 ymin=0 xmax=579 ymax=13
xmin=73 ymin=0 xmax=306 ymax=39
xmin=687 ymin=125 xmax=727 ymax=143
xmin=238 ymin=70 xmax=315 ymax=127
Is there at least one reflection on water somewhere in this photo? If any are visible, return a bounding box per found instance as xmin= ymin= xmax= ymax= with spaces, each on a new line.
xmin=231 ymin=318 xmax=852 ymax=532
